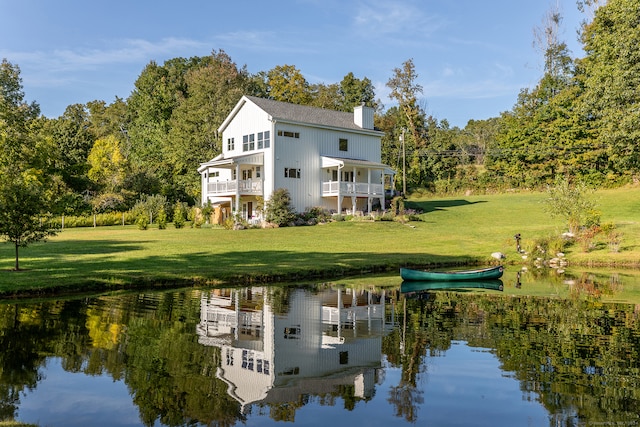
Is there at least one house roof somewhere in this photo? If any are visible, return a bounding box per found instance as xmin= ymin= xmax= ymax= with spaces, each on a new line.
xmin=219 ymin=95 xmax=383 ymax=135
xmin=197 ymin=152 xmax=264 ymax=173
xmin=321 ymin=156 xmax=396 ymax=175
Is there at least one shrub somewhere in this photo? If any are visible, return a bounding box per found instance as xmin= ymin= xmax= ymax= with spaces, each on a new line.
xmin=301 ymin=207 xmax=331 ymax=223
xmin=52 ymin=212 xmax=136 ymax=228
xmin=577 ymin=225 xmax=600 ymax=253
xmin=544 ymin=177 xmax=598 ymax=234
xmin=523 ymin=234 xmax=567 ymax=262
xmin=157 ymin=208 xmax=167 ymax=230
xmin=173 ymin=203 xmax=187 ymax=229
xmin=601 ymin=222 xmax=623 ymax=253
xmin=136 ymin=213 xmax=149 ymax=230
xmin=265 ymin=188 xmax=297 ymax=226
xmin=132 ymin=194 xmax=169 ymax=225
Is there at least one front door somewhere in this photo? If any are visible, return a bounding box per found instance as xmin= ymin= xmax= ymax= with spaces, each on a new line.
xmin=242 ymin=201 xmax=253 ymax=221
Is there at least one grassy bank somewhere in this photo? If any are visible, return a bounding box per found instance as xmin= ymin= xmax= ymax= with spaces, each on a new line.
xmin=0 ymin=187 xmax=638 ymax=297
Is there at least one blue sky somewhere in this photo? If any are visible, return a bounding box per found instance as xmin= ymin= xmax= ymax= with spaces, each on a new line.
xmin=1 ymin=0 xmax=587 ymax=128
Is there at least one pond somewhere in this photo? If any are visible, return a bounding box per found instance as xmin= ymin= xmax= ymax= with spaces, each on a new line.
xmin=3 ymin=268 xmax=640 ymax=426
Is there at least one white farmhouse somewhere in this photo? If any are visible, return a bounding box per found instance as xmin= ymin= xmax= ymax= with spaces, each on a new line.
xmin=198 ymin=95 xmax=395 ymax=224
xmin=196 ymin=286 xmax=389 ymax=412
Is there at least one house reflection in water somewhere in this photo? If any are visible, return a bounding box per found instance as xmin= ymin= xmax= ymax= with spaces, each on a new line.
xmin=196 ymin=286 xmax=394 ymax=412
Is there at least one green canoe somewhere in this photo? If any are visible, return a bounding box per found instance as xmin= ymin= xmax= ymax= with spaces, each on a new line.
xmin=400 ymin=265 xmax=504 ymax=281
xmin=401 ymin=279 xmax=504 ymax=294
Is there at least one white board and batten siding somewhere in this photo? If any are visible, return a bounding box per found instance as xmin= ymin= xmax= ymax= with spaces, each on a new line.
xmin=273 ymin=123 xmax=384 ymax=213
xmin=220 ymin=101 xmax=276 ymax=201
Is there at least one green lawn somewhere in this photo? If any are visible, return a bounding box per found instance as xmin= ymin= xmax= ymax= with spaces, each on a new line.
xmin=1 ymin=187 xmax=638 ymax=297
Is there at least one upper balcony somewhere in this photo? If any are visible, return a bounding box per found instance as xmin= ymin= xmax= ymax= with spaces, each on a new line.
xmin=206 ymin=179 xmax=263 ymax=196
xmin=322 ymin=181 xmax=384 ymax=198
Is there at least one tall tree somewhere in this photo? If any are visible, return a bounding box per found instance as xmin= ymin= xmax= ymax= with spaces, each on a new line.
xmin=338 ymin=72 xmax=377 ymax=111
xmin=386 ymin=59 xmax=426 ymax=149
xmin=87 ymin=134 xmax=128 ymax=192
xmin=385 ymin=59 xmax=430 ymax=191
xmin=486 ymin=6 xmax=602 ymax=188
xmin=126 ymin=57 xmax=208 ymax=200
xmin=578 ymin=0 xmax=640 ymax=179
xmin=166 ymin=50 xmax=248 ymax=200
xmin=0 ymin=59 xmax=59 ymax=270
xmin=45 ymin=104 xmax=95 ymax=200
xmin=266 ymin=64 xmax=312 ymax=104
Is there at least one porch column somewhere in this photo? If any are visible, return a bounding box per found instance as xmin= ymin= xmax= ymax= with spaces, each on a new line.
xmin=337 ymin=288 xmax=343 ymax=341
xmin=381 ymin=170 xmax=386 ymax=212
xmin=234 ymin=163 xmax=241 ymax=216
xmin=367 ymin=169 xmax=372 ymax=213
xmin=337 ymin=167 xmax=342 ymax=213
xmin=352 ymin=166 xmax=357 ymax=214
xmin=234 ymin=290 xmax=239 ymax=341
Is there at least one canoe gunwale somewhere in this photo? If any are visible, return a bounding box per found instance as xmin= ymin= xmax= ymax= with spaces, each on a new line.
xmin=400 ymin=265 xmax=504 ymax=281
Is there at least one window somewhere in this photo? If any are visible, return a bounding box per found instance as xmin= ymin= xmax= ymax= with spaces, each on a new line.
xmin=242 ymin=350 xmax=254 ymax=371
xmin=277 ymin=130 xmax=300 ymax=138
xmin=339 ymin=138 xmax=348 ymax=151
xmin=242 ymin=134 xmax=255 ymax=152
xmin=209 ymin=171 xmax=219 ymax=179
xmin=284 ymin=326 xmax=301 ymax=339
xmin=257 ymin=359 xmax=270 ymax=375
xmin=257 ymin=131 xmax=270 ymax=149
xmin=227 ymin=137 xmax=235 ymax=151
xmin=282 ymin=367 xmax=300 ymax=376
xmin=339 ymin=351 xmax=349 ymax=365
xmin=255 ymin=166 xmax=262 ymax=179
xmin=284 ymin=168 xmax=301 ymax=179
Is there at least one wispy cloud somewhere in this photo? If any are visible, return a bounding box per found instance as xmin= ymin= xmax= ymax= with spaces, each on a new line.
xmin=214 ymin=30 xmax=319 ymax=55
xmin=1 ymin=37 xmax=207 ymax=74
xmin=352 ymin=0 xmax=446 ymax=39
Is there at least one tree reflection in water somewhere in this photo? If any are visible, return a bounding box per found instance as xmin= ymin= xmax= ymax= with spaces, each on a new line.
xmin=0 ymin=275 xmax=640 ymax=426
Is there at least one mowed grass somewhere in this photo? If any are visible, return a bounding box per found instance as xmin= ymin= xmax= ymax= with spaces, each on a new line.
xmin=0 ymin=187 xmax=638 ymax=296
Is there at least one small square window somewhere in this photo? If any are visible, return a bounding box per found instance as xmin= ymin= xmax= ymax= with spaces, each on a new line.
xmin=339 ymin=138 xmax=348 ymax=151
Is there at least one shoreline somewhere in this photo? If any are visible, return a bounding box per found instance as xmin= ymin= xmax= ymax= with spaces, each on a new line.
xmin=2 ymin=258 xmax=639 ymax=301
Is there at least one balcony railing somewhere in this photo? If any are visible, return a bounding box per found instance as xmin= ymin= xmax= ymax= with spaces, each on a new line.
xmin=206 ymin=179 xmax=263 ymax=195
xmin=322 ymin=181 xmax=384 ymax=197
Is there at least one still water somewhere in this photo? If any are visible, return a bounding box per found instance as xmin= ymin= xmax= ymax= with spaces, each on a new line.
xmin=3 ymin=269 xmax=640 ymax=426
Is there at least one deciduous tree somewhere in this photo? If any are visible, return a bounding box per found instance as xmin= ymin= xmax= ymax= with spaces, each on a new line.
xmin=0 ymin=59 xmax=59 ymax=270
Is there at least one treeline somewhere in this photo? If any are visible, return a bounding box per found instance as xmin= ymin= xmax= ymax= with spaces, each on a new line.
xmin=2 ymin=0 xmax=638 ymax=221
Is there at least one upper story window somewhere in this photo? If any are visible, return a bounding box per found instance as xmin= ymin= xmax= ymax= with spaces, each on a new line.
xmin=227 ymin=137 xmax=235 ymax=151
xmin=258 ymin=131 xmax=270 ymax=149
xmin=243 ymin=134 xmax=255 ymax=152
xmin=278 ymin=130 xmax=300 ymax=138
xmin=339 ymin=138 xmax=348 ymax=151
xmin=284 ymin=168 xmax=301 ymax=179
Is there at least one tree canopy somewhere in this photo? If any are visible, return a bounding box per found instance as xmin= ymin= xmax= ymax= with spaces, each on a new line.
xmin=0 ymin=0 xmax=637 ymax=224
xmin=0 ymin=59 xmax=59 ymax=269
